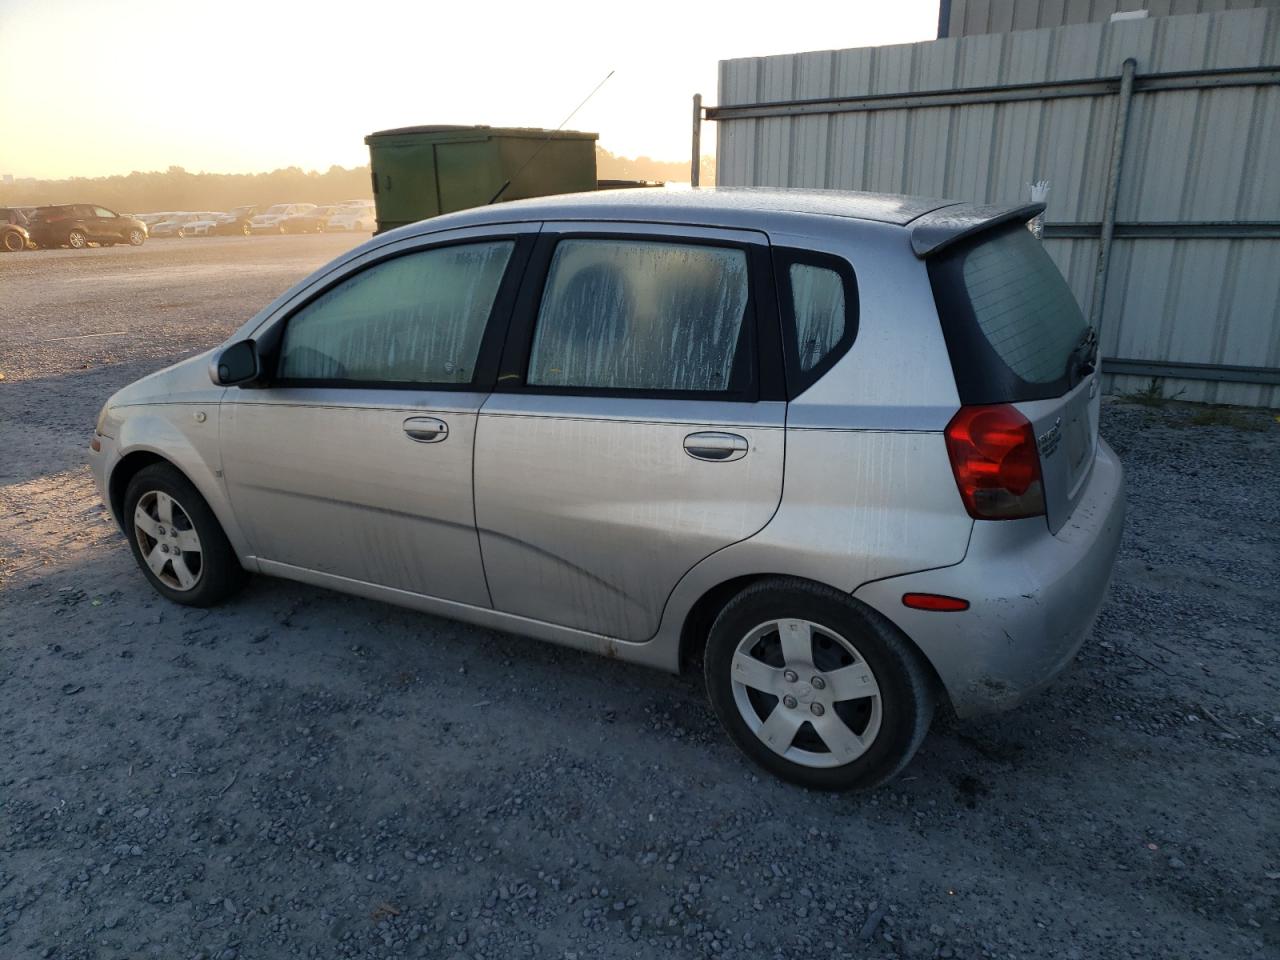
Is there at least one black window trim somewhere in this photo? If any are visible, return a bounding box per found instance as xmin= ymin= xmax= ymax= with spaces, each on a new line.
xmin=494 ymin=229 xmax=785 ymax=403
xmin=252 ymin=233 xmax=536 ymax=393
xmin=772 ymin=246 xmax=860 ymax=399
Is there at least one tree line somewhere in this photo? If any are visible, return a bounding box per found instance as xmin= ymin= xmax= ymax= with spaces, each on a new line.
xmin=1 ymin=149 xmax=717 ymax=215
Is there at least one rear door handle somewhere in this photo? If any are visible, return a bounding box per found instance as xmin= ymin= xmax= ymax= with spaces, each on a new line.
xmin=403 ymin=416 xmax=448 ymax=443
xmin=683 ymin=431 xmax=748 ymax=462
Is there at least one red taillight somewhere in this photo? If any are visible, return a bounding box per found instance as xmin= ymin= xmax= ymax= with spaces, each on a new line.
xmin=902 ymin=593 xmax=970 ymax=612
xmin=944 ymin=404 xmax=1046 ymax=520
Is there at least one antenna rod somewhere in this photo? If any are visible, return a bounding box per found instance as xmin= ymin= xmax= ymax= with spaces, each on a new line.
xmin=488 ymin=69 xmax=615 ymax=205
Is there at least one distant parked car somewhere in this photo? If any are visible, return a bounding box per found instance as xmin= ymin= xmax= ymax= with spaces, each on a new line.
xmin=325 ymin=203 xmax=375 ymax=233
xmin=149 ymin=213 xmax=207 ymax=238
xmin=282 ymin=205 xmax=340 ymax=234
xmin=176 ymin=213 xmax=229 ymax=238
xmin=1 ymin=207 xmax=32 ymax=252
xmin=27 ymin=205 xmax=147 ymax=249
xmin=209 ymin=205 xmax=259 ymax=237
xmin=249 ymin=204 xmax=316 ymax=234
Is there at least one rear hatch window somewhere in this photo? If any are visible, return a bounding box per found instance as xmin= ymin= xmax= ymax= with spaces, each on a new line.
xmin=927 ymin=224 xmax=1088 ymax=404
xmin=928 ymin=223 xmax=1100 ymax=534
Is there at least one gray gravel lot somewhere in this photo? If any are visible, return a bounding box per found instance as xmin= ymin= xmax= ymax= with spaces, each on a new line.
xmin=2 ymin=237 xmax=1278 ymax=960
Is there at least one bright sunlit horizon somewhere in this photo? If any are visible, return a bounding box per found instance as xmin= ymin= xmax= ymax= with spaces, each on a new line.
xmin=0 ymin=0 xmax=938 ymax=181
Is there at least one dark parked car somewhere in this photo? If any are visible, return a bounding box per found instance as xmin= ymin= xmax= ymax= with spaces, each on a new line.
xmin=27 ymin=205 xmax=147 ymax=249
xmin=281 ymin=205 xmax=340 ymax=234
xmin=210 ymin=205 xmax=260 ymax=237
xmin=1 ymin=207 xmax=31 ymax=252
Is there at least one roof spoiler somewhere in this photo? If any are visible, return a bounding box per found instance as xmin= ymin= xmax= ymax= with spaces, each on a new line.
xmin=908 ymin=202 xmax=1046 ymax=258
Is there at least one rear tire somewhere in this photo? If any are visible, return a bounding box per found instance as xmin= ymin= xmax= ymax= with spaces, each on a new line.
xmin=123 ymin=463 xmax=247 ymax=607
xmin=67 ymin=229 xmax=87 ymax=249
xmin=2 ymin=230 xmax=24 ymax=252
xmin=703 ymin=578 xmax=934 ymax=791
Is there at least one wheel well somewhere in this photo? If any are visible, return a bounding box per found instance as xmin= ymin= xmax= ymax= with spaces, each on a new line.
xmin=108 ymin=451 xmax=169 ymax=526
xmin=676 ymin=573 xmax=953 ymax=712
xmin=677 ymin=574 xmax=770 ymax=672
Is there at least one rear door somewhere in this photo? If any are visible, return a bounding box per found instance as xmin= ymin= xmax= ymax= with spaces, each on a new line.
xmin=473 ymin=223 xmax=786 ymax=642
xmin=927 ymin=223 xmax=1099 ymax=533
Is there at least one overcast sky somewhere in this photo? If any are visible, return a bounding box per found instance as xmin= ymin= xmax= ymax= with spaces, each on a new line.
xmin=0 ymin=0 xmax=938 ymax=179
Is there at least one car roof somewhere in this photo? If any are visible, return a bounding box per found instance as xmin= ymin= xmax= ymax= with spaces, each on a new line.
xmin=389 ymin=187 xmax=1043 ymax=258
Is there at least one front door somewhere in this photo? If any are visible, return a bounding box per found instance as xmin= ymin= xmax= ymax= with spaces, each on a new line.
xmin=220 ymin=227 xmax=534 ymax=605
xmin=474 ymin=225 xmax=786 ymax=641
xmin=91 ymin=207 xmax=122 ymax=242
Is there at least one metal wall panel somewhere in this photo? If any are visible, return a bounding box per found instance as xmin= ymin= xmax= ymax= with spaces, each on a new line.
xmin=942 ymin=0 xmax=1280 ymax=38
xmin=717 ymin=8 xmax=1280 ymax=407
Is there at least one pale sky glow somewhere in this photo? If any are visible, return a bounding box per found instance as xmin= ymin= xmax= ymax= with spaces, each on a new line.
xmin=0 ymin=0 xmax=938 ymax=180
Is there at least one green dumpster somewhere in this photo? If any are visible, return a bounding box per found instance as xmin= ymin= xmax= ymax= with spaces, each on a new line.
xmin=364 ymin=125 xmax=598 ymax=233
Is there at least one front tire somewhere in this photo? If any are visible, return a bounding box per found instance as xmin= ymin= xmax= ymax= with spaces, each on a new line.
xmin=2 ymin=230 xmax=24 ymax=252
xmin=128 ymin=228 xmax=145 ymax=246
xmin=704 ymin=578 xmax=935 ymax=791
xmin=123 ymin=463 xmax=247 ymax=607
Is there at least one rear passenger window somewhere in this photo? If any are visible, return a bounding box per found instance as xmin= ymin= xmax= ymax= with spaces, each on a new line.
xmin=527 ymin=239 xmax=752 ymax=394
xmin=277 ymin=241 xmax=513 ymax=385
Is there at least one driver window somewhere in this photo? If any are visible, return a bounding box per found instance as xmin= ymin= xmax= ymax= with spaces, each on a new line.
xmin=277 ymin=241 xmax=514 ymax=385
xmin=94 ymin=207 xmax=116 ymax=218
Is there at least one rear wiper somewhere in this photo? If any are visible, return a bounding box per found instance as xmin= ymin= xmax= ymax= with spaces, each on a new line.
xmin=1066 ymin=326 xmax=1098 ymax=383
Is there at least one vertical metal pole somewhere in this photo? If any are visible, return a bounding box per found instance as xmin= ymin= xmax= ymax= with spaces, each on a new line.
xmin=1091 ymin=57 xmax=1137 ymax=333
xmin=691 ymin=94 xmax=703 ymax=188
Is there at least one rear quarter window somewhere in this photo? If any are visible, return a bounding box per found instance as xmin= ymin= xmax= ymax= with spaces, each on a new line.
xmin=928 ymin=224 xmax=1087 ymax=404
xmin=773 ymin=248 xmax=858 ymax=397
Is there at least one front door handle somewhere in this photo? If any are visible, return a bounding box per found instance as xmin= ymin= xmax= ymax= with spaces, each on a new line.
xmin=684 ymin=431 xmax=748 ymax=462
xmin=403 ymin=416 xmax=448 ymax=443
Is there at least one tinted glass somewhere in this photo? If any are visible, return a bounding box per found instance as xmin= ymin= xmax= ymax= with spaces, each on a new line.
xmin=93 ymin=207 xmax=115 ymax=218
xmin=278 ymin=241 xmax=513 ymax=384
xmin=789 ymin=263 xmax=846 ymax=371
xmin=527 ymin=239 xmax=750 ymax=392
xmin=959 ymin=227 xmax=1086 ymax=384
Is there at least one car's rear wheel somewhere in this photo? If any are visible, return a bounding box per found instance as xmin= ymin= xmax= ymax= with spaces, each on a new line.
xmin=128 ymin=229 xmax=145 ymax=246
xmin=123 ymin=463 xmax=246 ymax=607
xmin=241 ymin=223 xmax=251 ymax=236
xmin=67 ymin=229 xmax=87 ymax=249
xmin=2 ymin=230 xmax=24 ymax=252
xmin=704 ymin=578 xmax=934 ymax=791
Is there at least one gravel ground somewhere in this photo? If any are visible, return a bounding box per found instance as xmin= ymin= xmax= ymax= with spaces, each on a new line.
xmin=2 ymin=238 xmax=1278 ymax=960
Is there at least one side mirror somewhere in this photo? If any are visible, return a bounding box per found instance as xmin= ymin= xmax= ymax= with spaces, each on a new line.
xmin=211 ymin=340 xmax=261 ymax=386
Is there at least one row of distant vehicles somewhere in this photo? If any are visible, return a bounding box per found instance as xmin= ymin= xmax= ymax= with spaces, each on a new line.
xmin=0 ymin=201 xmax=375 ymax=251
xmin=140 ymin=201 xmax=376 ymax=239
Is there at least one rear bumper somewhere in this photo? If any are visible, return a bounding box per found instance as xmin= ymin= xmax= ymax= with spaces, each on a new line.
xmin=854 ymin=438 xmax=1126 ymax=718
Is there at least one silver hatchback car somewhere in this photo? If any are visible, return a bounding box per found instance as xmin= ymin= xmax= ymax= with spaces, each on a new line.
xmin=90 ymin=189 xmax=1125 ymax=790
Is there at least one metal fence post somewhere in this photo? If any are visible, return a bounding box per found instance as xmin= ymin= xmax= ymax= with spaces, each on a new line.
xmin=1091 ymin=57 xmax=1137 ymax=334
xmin=691 ymin=94 xmax=703 ymax=187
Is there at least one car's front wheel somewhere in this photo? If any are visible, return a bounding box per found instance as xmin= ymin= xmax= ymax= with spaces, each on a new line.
xmin=2 ymin=230 xmax=24 ymax=252
xmin=128 ymin=228 xmax=145 ymax=245
xmin=704 ymin=578 xmax=935 ymax=791
xmin=123 ymin=463 xmax=246 ymax=607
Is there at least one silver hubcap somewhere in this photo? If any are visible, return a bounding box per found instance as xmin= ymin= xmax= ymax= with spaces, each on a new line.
xmin=133 ymin=491 xmax=203 ymax=591
xmin=69 ymin=233 xmax=85 ymax=248
xmin=731 ymin=618 xmax=882 ymax=769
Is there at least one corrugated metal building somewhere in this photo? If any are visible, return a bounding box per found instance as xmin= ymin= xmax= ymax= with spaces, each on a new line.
xmin=939 ymin=0 xmax=1280 ymax=37
xmin=712 ymin=4 xmax=1280 ymax=406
